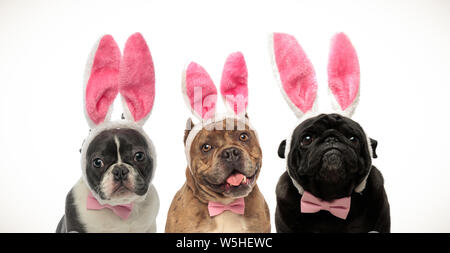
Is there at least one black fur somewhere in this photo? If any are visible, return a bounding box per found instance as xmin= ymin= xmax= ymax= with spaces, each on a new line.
xmin=278 ymin=140 xmax=286 ymax=159
xmin=370 ymin=138 xmax=378 ymax=158
xmin=275 ymin=113 xmax=390 ymax=232
xmin=56 ymin=189 xmax=86 ymax=233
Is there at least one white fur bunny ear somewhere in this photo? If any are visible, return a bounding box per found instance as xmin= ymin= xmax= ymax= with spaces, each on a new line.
xmin=328 ymin=33 xmax=360 ymax=117
xmin=270 ymin=33 xmax=318 ymax=119
xmin=182 ymin=62 xmax=218 ymax=121
xmin=220 ymin=52 xmax=248 ymax=116
xmin=119 ymin=32 xmax=155 ymax=125
xmin=84 ymin=35 xmax=121 ymax=128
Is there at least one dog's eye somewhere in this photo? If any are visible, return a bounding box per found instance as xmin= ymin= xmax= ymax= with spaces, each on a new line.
xmin=348 ymin=136 xmax=359 ymax=144
xmin=201 ymin=144 xmax=212 ymax=152
xmin=301 ymin=135 xmax=313 ymax=146
xmin=239 ymin=133 xmax=249 ymax=142
xmin=92 ymin=158 xmax=104 ymax=168
xmin=134 ymin=152 xmax=145 ymax=162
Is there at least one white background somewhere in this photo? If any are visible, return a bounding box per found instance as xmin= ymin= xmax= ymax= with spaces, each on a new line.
xmin=1 ymin=0 xmax=449 ymax=232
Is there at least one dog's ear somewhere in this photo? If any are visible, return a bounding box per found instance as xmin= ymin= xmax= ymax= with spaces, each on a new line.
xmin=278 ymin=139 xmax=287 ymax=159
xmin=370 ymin=138 xmax=378 ymax=158
xmin=184 ymin=118 xmax=195 ymax=145
xmin=244 ymin=113 xmax=249 ymax=120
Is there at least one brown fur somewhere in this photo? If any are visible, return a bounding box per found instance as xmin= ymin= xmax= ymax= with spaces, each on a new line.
xmin=165 ymin=119 xmax=270 ymax=233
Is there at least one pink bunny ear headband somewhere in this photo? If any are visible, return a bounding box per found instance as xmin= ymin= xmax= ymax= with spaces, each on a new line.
xmin=80 ymin=33 xmax=156 ymax=197
xmin=269 ymin=32 xmax=372 ymax=194
xmin=182 ymin=52 xmax=257 ymax=169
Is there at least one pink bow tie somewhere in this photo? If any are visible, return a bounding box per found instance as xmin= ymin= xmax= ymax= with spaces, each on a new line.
xmin=300 ymin=191 xmax=351 ymax=220
xmin=86 ymin=192 xmax=133 ymax=220
xmin=208 ymin=198 xmax=245 ymax=217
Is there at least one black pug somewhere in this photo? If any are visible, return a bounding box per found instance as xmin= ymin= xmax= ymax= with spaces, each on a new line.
xmin=276 ymin=114 xmax=390 ymax=232
xmin=269 ymin=32 xmax=390 ymax=232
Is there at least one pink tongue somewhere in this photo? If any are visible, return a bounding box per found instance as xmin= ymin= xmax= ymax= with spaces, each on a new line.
xmin=226 ymin=173 xmax=244 ymax=186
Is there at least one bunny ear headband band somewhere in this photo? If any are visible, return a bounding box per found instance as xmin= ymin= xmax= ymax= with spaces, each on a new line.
xmin=269 ymin=32 xmax=373 ymax=194
xmin=181 ymin=52 xmax=257 ymax=169
xmin=80 ymin=33 xmax=156 ymax=195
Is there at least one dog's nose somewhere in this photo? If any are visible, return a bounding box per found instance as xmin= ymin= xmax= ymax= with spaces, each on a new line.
xmin=324 ymin=136 xmax=339 ymax=144
xmin=221 ymin=147 xmax=241 ymax=162
xmin=112 ymin=166 xmax=129 ymax=181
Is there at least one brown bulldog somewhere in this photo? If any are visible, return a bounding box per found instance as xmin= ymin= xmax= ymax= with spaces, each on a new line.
xmin=165 ymin=118 xmax=270 ymax=233
xmin=166 ymin=52 xmax=270 ymax=232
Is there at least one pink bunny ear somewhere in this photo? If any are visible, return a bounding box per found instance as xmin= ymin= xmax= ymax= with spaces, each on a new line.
xmin=220 ymin=52 xmax=248 ymax=115
xmin=328 ymin=33 xmax=360 ymax=116
xmin=182 ymin=62 xmax=217 ymax=120
xmin=119 ymin=32 xmax=155 ymax=124
xmin=85 ymin=35 xmax=121 ymax=127
xmin=271 ymin=33 xmax=318 ymax=118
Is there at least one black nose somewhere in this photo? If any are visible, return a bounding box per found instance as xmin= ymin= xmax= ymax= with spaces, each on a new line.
xmin=221 ymin=147 xmax=241 ymax=162
xmin=112 ymin=166 xmax=129 ymax=181
xmin=324 ymin=136 xmax=339 ymax=144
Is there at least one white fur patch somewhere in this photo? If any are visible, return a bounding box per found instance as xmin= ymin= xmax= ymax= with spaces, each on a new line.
xmin=114 ymin=135 xmax=122 ymax=163
xmin=209 ymin=211 xmax=248 ymax=233
xmin=98 ymin=164 xmax=139 ymax=206
xmin=72 ymin=179 xmax=159 ymax=233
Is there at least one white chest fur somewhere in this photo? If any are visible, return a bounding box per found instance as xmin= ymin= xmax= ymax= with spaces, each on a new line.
xmin=72 ymin=179 xmax=159 ymax=233
xmin=209 ymin=211 xmax=248 ymax=233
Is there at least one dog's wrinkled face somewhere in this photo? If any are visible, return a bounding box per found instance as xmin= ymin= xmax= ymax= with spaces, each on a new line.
xmin=279 ymin=114 xmax=376 ymax=201
xmin=188 ymin=119 xmax=262 ymax=199
xmin=85 ymin=129 xmax=154 ymax=204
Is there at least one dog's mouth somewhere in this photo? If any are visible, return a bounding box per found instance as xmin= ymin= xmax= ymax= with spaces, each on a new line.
xmin=207 ymin=170 xmax=257 ymax=194
xmin=318 ymin=148 xmax=347 ymax=183
xmin=224 ymin=171 xmax=256 ymax=191
xmin=111 ymin=182 xmax=134 ymax=196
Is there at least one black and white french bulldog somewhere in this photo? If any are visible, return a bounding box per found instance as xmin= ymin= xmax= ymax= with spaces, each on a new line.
xmin=56 ymin=33 xmax=159 ymax=233
xmin=269 ymin=32 xmax=390 ymax=232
